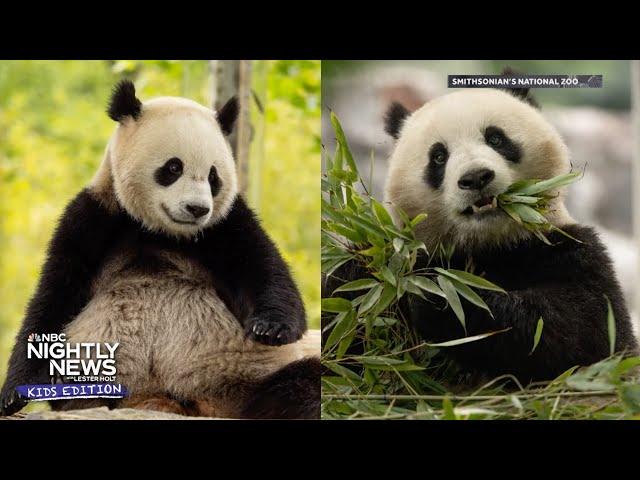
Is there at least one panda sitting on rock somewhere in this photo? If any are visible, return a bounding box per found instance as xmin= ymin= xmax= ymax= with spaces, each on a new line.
xmin=327 ymin=78 xmax=638 ymax=383
xmin=0 ymin=80 xmax=319 ymax=419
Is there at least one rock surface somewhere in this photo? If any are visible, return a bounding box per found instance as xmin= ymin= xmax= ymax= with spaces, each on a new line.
xmin=8 ymin=407 xmax=217 ymax=420
xmin=1 ymin=331 xmax=321 ymax=420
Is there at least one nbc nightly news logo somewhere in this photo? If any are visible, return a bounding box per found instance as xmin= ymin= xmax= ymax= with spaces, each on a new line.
xmin=16 ymin=333 xmax=128 ymax=402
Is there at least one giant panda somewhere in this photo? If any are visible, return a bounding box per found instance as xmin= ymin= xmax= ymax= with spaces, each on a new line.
xmin=326 ymin=77 xmax=638 ymax=383
xmin=0 ymin=80 xmax=320 ymax=419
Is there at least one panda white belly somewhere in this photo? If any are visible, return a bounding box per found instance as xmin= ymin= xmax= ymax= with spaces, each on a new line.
xmin=63 ymin=249 xmax=302 ymax=400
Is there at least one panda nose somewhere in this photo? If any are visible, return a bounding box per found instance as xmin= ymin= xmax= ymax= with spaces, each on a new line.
xmin=458 ymin=168 xmax=495 ymax=190
xmin=185 ymin=204 xmax=210 ymax=219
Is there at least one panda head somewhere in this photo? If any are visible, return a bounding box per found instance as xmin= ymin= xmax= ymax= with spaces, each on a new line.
xmin=95 ymin=80 xmax=239 ymax=238
xmin=383 ymin=85 xmax=573 ymax=251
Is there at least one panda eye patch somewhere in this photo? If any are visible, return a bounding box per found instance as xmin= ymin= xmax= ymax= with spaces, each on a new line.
xmin=154 ymin=157 xmax=184 ymax=187
xmin=429 ymin=143 xmax=448 ymax=165
xmin=209 ymin=165 xmax=222 ymax=197
xmin=424 ymin=142 xmax=448 ymax=189
xmin=484 ymin=126 xmax=521 ymax=163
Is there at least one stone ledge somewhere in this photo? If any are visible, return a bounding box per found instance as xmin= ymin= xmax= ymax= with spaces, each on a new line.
xmin=1 ymin=330 xmax=321 ymax=420
xmin=2 ymin=406 xmax=217 ymax=420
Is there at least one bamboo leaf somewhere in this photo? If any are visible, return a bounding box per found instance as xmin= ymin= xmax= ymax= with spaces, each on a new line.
xmin=354 ymin=356 xmax=405 ymax=365
xmin=442 ymin=397 xmax=456 ymax=420
xmin=436 ymin=268 xmax=506 ymax=293
xmin=322 ymin=257 xmax=351 ymax=278
xmin=410 ymin=212 xmax=428 ymax=227
xmin=324 ymin=310 xmax=357 ymax=351
xmin=332 ymin=137 xmax=343 ymax=171
xmin=532 ymin=229 xmax=553 ymax=246
xmin=613 ymin=357 xmax=640 ymax=379
xmin=322 ymin=297 xmax=353 ymax=313
xmin=358 ymin=284 xmax=383 ymax=315
xmin=501 ymin=203 xmax=523 ymax=224
xmin=324 ymin=362 xmax=362 ymax=383
xmin=372 ymin=199 xmax=394 ymax=227
xmin=336 ymin=330 xmax=356 ymax=359
xmin=333 ymin=278 xmax=380 ymax=293
xmin=505 ymin=178 xmax=539 ymax=194
xmin=404 ymin=279 xmax=427 ymax=299
xmin=354 ymin=356 xmax=425 ymax=371
xmin=358 ymin=246 xmax=381 ymax=257
xmin=397 ymin=276 xmax=407 ymax=298
xmin=619 ymin=385 xmax=640 ymax=413
xmin=510 ymin=203 xmax=547 ymax=224
xmin=605 ymin=295 xmax=616 ymax=357
xmin=379 ymin=265 xmax=397 ymax=286
xmin=408 ymin=275 xmax=446 ymax=298
xmin=500 ymin=194 xmax=541 ymax=205
xmin=454 ymin=407 xmax=499 ymax=418
xmin=449 ymin=278 xmax=493 ymax=316
xmin=510 ymin=395 xmax=524 ymax=413
xmin=516 ymin=171 xmax=581 ymax=196
xmin=371 ymin=283 xmax=398 ymax=316
xmin=321 ymin=198 xmax=342 ymax=222
xmin=426 ymin=328 xmax=510 ymax=347
xmin=530 ymin=317 xmax=544 ymax=355
xmin=373 ymin=363 xmax=425 ymax=372
xmin=343 ymin=211 xmax=387 ymax=238
xmin=330 ymin=111 xmax=358 ymax=174
xmin=550 ymin=225 xmax=584 ymax=244
xmin=437 ymin=275 xmax=465 ymax=332
xmin=327 ymin=223 xmax=366 ymax=243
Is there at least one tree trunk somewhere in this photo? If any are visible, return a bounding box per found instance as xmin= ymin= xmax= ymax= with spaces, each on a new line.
xmin=209 ymin=60 xmax=254 ymax=195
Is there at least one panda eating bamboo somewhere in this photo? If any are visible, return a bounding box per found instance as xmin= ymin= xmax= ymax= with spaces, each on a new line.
xmin=327 ymin=75 xmax=638 ymax=382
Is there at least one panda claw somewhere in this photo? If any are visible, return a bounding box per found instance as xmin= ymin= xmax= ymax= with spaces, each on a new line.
xmin=246 ymin=318 xmax=299 ymax=346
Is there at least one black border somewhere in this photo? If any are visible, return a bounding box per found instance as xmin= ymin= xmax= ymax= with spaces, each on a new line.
xmin=1 ymin=20 xmax=638 ymax=59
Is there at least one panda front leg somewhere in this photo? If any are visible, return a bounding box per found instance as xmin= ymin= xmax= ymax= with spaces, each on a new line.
xmin=197 ymin=197 xmax=307 ymax=347
xmin=0 ymin=189 xmax=124 ymax=416
xmin=239 ymin=357 xmax=321 ymax=419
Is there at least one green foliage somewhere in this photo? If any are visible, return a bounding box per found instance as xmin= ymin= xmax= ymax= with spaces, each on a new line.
xmin=497 ymin=171 xmax=582 ymax=245
xmin=0 ymin=60 xmax=320 ymax=396
xmin=321 ymin=113 xmax=640 ymax=420
xmin=255 ymin=60 xmax=320 ymax=329
xmin=322 ymin=113 xmax=514 ymax=417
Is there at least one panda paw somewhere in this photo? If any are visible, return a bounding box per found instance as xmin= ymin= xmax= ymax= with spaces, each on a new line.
xmin=0 ymin=386 xmax=26 ymax=417
xmin=246 ymin=317 xmax=302 ymax=346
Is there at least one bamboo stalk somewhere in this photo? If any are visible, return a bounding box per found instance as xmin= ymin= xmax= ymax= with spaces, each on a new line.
xmin=322 ymin=390 xmax=617 ymax=401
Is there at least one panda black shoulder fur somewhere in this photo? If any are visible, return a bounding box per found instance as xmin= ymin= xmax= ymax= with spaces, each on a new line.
xmin=326 ymin=77 xmax=638 ymax=383
xmin=0 ymin=80 xmax=320 ymax=418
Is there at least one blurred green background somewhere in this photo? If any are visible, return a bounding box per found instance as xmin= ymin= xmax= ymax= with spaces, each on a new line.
xmin=0 ymin=60 xmax=320 ymax=387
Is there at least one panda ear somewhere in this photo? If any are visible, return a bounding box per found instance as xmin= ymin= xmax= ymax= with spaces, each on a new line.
xmin=216 ymin=96 xmax=239 ymax=136
xmin=500 ymin=67 xmax=539 ymax=108
xmin=384 ymin=102 xmax=410 ymax=139
xmin=108 ymin=79 xmax=142 ymax=122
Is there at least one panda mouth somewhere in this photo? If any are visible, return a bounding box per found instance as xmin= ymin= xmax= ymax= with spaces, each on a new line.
xmin=462 ymin=195 xmax=498 ymax=215
xmin=161 ymin=204 xmax=198 ymax=226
